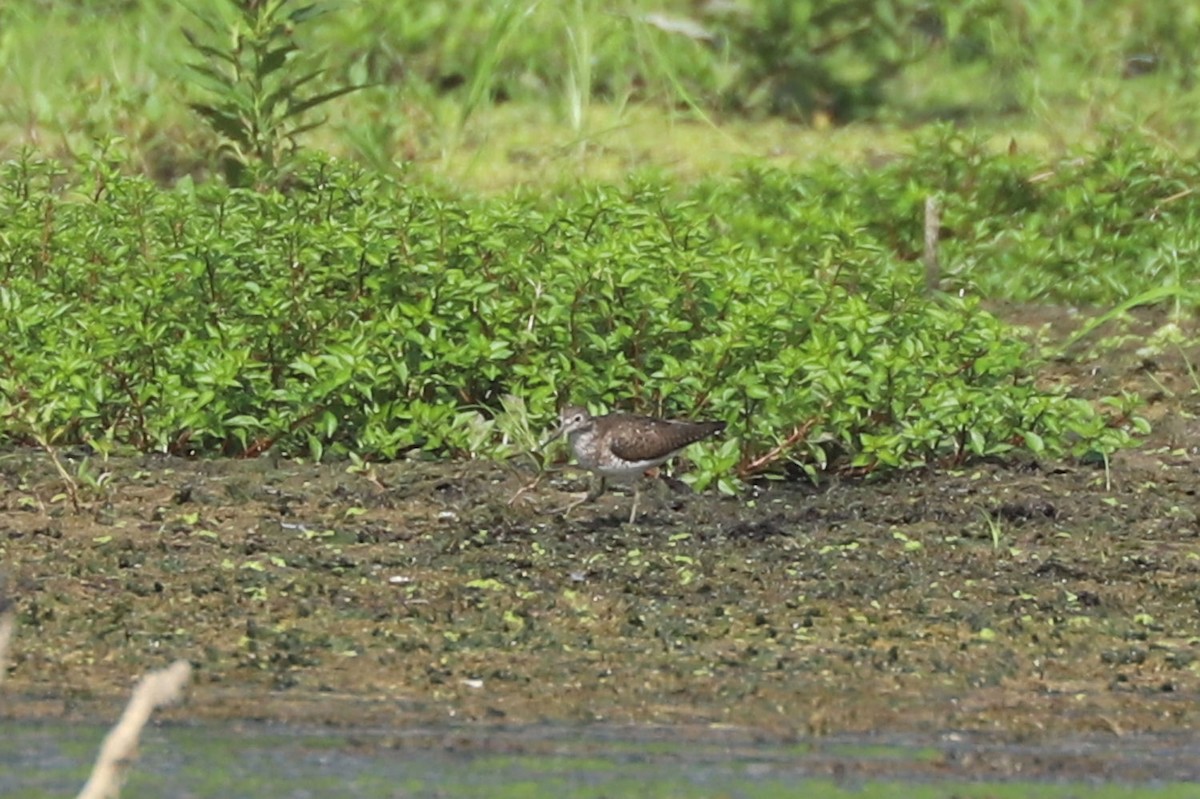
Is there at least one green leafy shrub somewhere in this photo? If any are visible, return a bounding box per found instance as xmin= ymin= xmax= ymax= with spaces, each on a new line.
xmin=0 ymin=147 xmax=1144 ymax=489
xmin=700 ymin=126 xmax=1200 ymax=306
xmin=711 ymin=0 xmax=935 ymax=119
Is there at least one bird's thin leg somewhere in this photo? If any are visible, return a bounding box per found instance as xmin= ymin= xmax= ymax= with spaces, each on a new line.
xmin=628 ymin=482 xmax=641 ymax=524
xmin=558 ymin=477 xmax=606 ymax=517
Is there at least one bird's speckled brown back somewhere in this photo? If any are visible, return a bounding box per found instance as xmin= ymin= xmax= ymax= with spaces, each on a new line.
xmin=599 ymin=413 xmax=726 ymax=463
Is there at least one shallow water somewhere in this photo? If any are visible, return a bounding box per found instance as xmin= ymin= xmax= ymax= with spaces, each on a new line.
xmin=4 ymin=720 xmax=1200 ymax=798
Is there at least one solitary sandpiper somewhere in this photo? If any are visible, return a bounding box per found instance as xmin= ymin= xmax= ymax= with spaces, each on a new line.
xmin=544 ymin=405 xmax=727 ymax=523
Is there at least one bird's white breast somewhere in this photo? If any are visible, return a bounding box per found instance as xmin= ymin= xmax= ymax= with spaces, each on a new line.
xmin=567 ymin=428 xmax=668 ymax=480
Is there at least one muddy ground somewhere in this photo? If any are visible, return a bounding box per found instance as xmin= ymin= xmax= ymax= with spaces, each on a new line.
xmin=3 ymin=317 xmax=1200 ymax=782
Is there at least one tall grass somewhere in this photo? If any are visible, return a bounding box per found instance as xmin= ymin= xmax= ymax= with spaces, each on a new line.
xmin=0 ymin=0 xmax=1198 ymax=182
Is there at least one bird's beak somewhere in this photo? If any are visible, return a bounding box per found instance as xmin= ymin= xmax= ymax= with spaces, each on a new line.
xmin=539 ymin=421 xmax=565 ymax=450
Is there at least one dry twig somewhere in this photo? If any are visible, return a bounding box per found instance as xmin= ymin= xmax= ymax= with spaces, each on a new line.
xmin=32 ymin=431 xmax=81 ymax=513
xmin=737 ymin=419 xmax=819 ymax=478
xmin=76 ymin=660 xmax=193 ymax=799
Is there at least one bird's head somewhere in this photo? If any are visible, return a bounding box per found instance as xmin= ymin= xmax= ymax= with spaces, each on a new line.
xmin=542 ymin=405 xmax=594 ymax=446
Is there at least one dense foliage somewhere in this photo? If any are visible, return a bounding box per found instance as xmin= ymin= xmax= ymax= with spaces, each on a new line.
xmin=317 ymin=0 xmax=1200 ymax=120
xmin=0 ymin=137 xmax=1153 ymax=487
xmin=705 ymin=128 xmax=1200 ymax=305
xmin=3 ymin=0 xmax=1200 ymax=179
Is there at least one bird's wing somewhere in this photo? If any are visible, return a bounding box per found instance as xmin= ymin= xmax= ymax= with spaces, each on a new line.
xmin=607 ymin=415 xmax=725 ymax=462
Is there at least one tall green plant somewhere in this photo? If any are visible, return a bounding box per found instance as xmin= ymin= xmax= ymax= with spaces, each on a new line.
xmin=181 ymin=0 xmax=366 ymax=185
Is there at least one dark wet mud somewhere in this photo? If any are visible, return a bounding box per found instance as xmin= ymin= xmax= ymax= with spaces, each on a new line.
xmin=3 ymin=316 xmax=1200 ymax=785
